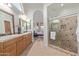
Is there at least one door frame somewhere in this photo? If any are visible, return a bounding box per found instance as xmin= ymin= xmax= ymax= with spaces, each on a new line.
xmin=4 ymin=20 xmax=11 ymax=34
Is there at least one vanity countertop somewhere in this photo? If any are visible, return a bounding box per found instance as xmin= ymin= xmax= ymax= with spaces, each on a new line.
xmin=0 ymin=32 xmax=31 ymax=42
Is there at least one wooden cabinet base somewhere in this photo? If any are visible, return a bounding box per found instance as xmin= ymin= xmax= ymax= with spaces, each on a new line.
xmin=0 ymin=33 xmax=32 ymax=56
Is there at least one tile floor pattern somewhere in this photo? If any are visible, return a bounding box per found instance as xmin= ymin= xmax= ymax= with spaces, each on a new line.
xmin=21 ymin=37 xmax=78 ymax=56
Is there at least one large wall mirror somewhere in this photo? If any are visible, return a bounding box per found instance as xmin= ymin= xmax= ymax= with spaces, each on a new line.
xmin=0 ymin=10 xmax=14 ymax=35
xmin=20 ymin=19 xmax=31 ymax=33
xmin=21 ymin=20 xmax=27 ymax=33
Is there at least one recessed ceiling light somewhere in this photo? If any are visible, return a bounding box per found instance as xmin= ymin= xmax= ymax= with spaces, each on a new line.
xmin=52 ymin=20 xmax=60 ymax=23
xmin=7 ymin=3 xmax=12 ymax=7
xmin=60 ymin=4 xmax=64 ymax=7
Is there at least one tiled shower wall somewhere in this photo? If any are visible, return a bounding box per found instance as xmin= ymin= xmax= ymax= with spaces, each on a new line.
xmin=49 ymin=16 xmax=78 ymax=53
xmin=59 ymin=16 xmax=77 ymax=53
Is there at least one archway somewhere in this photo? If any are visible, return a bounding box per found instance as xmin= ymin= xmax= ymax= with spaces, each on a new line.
xmin=33 ymin=10 xmax=44 ymax=41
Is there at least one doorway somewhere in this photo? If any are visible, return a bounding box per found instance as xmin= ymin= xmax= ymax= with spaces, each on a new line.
xmin=33 ymin=10 xmax=44 ymax=42
xmin=4 ymin=21 xmax=11 ymax=34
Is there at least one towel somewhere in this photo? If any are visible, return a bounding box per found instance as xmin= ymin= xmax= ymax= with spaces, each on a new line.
xmin=50 ymin=32 xmax=56 ymax=40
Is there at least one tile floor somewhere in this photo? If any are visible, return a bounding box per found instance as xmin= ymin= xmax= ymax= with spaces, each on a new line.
xmin=21 ymin=37 xmax=79 ymax=56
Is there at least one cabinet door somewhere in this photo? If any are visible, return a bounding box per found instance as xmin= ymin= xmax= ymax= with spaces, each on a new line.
xmin=27 ymin=33 xmax=32 ymax=44
xmin=0 ymin=42 xmax=4 ymax=56
xmin=16 ymin=37 xmax=23 ymax=55
xmin=22 ymin=35 xmax=26 ymax=50
xmin=4 ymin=39 xmax=16 ymax=56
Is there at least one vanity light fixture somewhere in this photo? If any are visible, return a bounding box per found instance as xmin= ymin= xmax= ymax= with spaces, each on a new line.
xmin=52 ymin=20 xmax=60 ymax=23
xmin=19 ymin=14 xmax=28 ymax=21
xmin=60 ymin=3 xmax=64 ymax=7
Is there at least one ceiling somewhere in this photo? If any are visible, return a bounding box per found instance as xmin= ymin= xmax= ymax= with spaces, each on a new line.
xmin=22 ymin=3 xmax=79 ymax=15
xmin=47 ymin=3 xmax=79 ymax=19
xmin=48 ymin=3 xmax=79 ymax=9
xmin=22 ymin=3 xmax=44 ymax=14
xmin=22 ymin=3 xmax=44 ymax=26
xmin=22 ymin=3 xmax=79 ymax=23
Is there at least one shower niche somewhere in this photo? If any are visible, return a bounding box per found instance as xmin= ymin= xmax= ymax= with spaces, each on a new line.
xmin=48 ymin=16 xmax=78 ymax=53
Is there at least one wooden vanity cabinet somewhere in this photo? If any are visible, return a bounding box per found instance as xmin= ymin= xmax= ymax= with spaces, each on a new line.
xmin=16 ymin=33 xmax=32 ymax=55
xmin=0 ymin=33 xmax=32 ymax=56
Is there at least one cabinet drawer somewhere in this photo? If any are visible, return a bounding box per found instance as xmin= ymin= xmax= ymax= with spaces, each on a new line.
xmin=4 ymin=39 xmax=16 ymax=48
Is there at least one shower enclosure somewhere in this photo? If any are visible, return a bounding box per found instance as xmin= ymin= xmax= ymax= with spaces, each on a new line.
xmin=48 ymin=15 xmax=78 ymax=53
